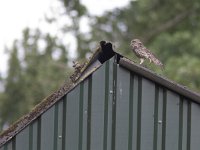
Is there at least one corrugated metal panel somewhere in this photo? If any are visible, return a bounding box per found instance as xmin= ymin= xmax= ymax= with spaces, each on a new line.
xmin=190 ymin=103 xmax=200 ymax=150
xmin=16 ymin=125 xmax=29 ymax=150
xmin=65 ymin=85 xmax=80 ymax=150
xmin=90 ymin=61 xmax=105 ymax=150
xmin=115 ymin=65 xmax=130 ymax=150
xmin=2 ymin=140 xmax=14 ymax=150
xmin=31 ymin=119 xmax=39 ymax=150
xmin=41 ymin=105 xmax=55 ymax=150
xmin=165 ymin=91 xmax=179 ymax=150
xmin=1 ymin=56 xmax=200 ymax=150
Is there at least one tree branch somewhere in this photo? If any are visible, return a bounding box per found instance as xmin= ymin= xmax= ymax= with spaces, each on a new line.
xmin=142 ymin=9 xmax=194 ymax=43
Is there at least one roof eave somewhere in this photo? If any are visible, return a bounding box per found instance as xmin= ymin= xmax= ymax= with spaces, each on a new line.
xmin=119 ymin=57 xmax=200 ymax=103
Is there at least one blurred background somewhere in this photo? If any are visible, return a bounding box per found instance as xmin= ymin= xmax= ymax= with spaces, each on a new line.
xmin=0 ymin=0 xmax=200 ymax=131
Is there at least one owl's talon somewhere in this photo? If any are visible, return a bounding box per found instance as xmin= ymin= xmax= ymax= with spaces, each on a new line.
xmin=139 ymin=58 xmax=144 ymax=64
xmin=149 ymin=59 xmax=152 ymax=64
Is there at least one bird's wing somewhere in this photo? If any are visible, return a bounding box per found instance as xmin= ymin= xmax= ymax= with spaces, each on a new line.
xmin=138 ymin=47 xmax=149 ymax=58
xmin=151 ymin=55 xmax=163 ymax=66
xmin=145 ymin=48 xmax=164 ymax=67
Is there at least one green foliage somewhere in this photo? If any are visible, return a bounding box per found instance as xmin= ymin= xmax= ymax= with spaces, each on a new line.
xmin=61 ymin=0 xmax=87 ymax=16
xmin=164 ymin=55 xmax=200 ymax=91
xmin=61 ymin=0 xmax=89 ymax=59
xmin=0 ymin=28 xmax=72 ymax=127
xmin=0 ymin=43 xmax=26 ymax=124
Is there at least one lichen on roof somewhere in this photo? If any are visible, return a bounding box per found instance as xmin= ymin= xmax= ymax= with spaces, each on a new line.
xmin=0 ymin=79 xmax=74 ymax=146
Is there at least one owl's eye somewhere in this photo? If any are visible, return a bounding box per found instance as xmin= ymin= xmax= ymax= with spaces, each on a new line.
xmin=133 ymin=45 xmax=138 ymax=49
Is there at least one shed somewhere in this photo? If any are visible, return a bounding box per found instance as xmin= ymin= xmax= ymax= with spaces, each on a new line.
xmin=0 ymin=41 xmax=200 ymax=150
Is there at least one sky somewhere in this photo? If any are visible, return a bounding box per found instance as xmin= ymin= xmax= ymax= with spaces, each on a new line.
xmin=0 ymin=0 xmax=130 ymax=77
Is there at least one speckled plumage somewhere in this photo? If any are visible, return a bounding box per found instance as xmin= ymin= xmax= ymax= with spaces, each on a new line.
xmin=130 ymin=39 xmax=164 ymax=68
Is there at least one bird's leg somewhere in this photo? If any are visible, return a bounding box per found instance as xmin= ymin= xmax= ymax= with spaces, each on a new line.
xmin=139 ymin=58 xmax=144 ymax=64
xmin=149 ymin=58 xmax=152 ymax=64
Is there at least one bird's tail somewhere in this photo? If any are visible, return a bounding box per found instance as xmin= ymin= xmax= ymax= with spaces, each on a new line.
xmin=151 ymin=56 xmax=164 ymax=70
